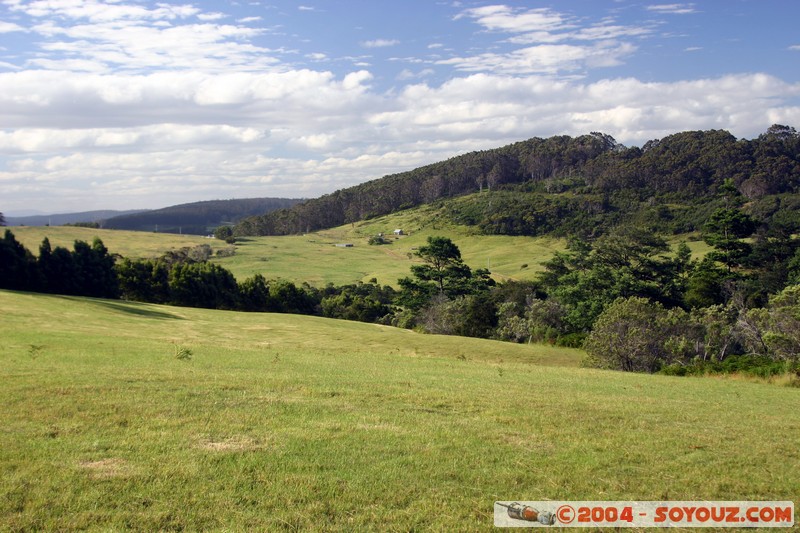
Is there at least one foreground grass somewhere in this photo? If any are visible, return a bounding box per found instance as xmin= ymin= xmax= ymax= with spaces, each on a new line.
xmin=1 ymin=290 xmax=797 ymax=531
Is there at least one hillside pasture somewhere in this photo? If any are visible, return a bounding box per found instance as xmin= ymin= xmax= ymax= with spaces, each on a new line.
xmin=8 ymin=203 xmax=709 ymax=288
xmin=214 ymin=204 xmax=566 ymax=286
xmin=8 ymin=226 xmax=217 ymax=261
xmin=1 ymin=290 xmax=797 ymax=530
xmin=6 ymin=214 xmax=566 ymax=286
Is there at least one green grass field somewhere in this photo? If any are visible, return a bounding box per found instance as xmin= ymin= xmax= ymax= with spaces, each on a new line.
xmin=9 ymin=202 xmax=711 ymax=289
xmin=9 ymin=226 xmax=217 ymax=261
xmin=7 ymin=212 xmax=566 ymax=287
xmin=1 ymin=290 xmax=797 ymax=530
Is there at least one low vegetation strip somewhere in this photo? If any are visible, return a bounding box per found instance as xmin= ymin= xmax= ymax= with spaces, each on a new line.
xmin=1 ymin=291 xmax=798 ymax=530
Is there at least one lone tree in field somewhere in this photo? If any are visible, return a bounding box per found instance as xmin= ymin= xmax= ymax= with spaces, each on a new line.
xmin=411 ymin=236 xmax=472 ymax=295
xmin=397 ymin=236 xmax=492 ymax=310
xmin=0 ymin=212 xmax=5 ymax=226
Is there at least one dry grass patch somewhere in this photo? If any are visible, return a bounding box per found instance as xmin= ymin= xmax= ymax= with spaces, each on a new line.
xmin=78 ymin=458 xmax=134 ymax=479
xmin=197 ymin=435 xmax=265 ymax=453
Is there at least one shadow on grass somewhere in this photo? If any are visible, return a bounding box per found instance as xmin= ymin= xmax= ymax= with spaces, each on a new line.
xmin=55 ymin=295 xmax=184 ymax=320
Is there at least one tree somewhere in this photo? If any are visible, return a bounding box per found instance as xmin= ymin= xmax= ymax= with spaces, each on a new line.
xmin=69 ymin=238 xmax=120 ymax=298
xmin=169 ymin=262 xmax=239 ymax=310
xmin=116 ymin=259 xmax=170 ymax=303
xmin=411 ymin=236 xmax=472 ymax=295
xmin=684 ymin=257 xmax=728 ymax=308
xmin=238 ymin=273 xmax=273 ymax=312
xmin=268 ymin=279 xmax=316 ymax=314
xmin=214 ymin=225 xmax=236 ymax=244
xmin=397 ymin=236 xmax=493 ymax=313
xmin=539 ymin=228 xmax=681 ymax=333
xmin=0 ymin=212 xmax=5 ymax=226
xmin=0 ymin=229 xmax=38 ymax=290
xmin=741 ymin=285 xmax=800 ymax=362
xmin=703 ymin=179 xmax=757 ymax=271
xmin=584 ymin=297 xmax=671 ymax=373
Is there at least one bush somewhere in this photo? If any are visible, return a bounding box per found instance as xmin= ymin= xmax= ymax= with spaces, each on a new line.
xmin=368 ymin=234 xmax=390 ymax=245
xmin=584 ymin=297 xmax=669 ymax=372
xmin=659 ymin=355 xmax=799 ymax=378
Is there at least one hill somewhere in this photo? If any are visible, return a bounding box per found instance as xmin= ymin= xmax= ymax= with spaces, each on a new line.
xmin=5 ymin=209 xmax=145 ymax=227
xmin=1 ymin=289 xmax=797 ymax=529
xmin=103 ymin=197 xmax=303 ymax=234
xmin=235 ymin=126 xmax=800 ymax=238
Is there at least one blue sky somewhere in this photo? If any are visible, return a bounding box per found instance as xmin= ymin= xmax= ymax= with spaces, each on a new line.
xmin=1 ymin=0 xmax=799 ymax=214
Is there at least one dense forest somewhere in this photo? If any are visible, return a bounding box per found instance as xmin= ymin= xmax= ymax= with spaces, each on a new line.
xmin=103 ymin=197 xmax=302 ymax=234
xmin=235 ymin=126 xmax=800 ymax=239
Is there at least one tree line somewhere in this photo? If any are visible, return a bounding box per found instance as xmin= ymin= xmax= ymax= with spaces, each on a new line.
xmin=0 ymin=229 xmax=394 ymax=320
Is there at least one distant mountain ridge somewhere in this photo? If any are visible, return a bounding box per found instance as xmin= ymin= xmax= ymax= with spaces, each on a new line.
xmin=103 ymin=197 xmax=303 ymax=234
xmin=5 ymin=198 xmax=303 ymax=235
xmin=6 ymin=210 xmax=146 ymax=227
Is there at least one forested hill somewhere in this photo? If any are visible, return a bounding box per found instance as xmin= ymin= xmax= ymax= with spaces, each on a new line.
xmin=234 ymin=126 xmax=800 ymax=237
xmin=104 ymin=197 xmax=302 ymax=234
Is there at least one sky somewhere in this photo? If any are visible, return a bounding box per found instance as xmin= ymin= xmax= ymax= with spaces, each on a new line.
xmin=1 ymin=0 xmax=799 ymax=214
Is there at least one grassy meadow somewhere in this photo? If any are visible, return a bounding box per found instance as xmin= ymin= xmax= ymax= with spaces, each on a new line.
xmin=9 ymin=226 xmax=217 ymax=261
xmin=9 ymin=201 xmax=712 ymax=289
xmin=1 ymin=289 xmax=798 ymax=530
xmin=7 ymin=211 xmax=566 ymax=287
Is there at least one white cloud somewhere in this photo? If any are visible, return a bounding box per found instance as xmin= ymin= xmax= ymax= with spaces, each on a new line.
xmin=3 ymin=1 xmax=280 ymax=74
xmin=438 ymin=42 xmax=637 ymax=75
xmin=197 ymin=12 xmax=227 ymax=21
xmin=451 ymin=4 xmax=653 ymax=76
xmin=0 ymin=20 xmax=25 ymax=32
xmin=0 ymin=124 xmax=264 ymax=153
xmin=645 ymin=4 xmax=698 ymax=15
xmin=396 ymin=68 xmax=435 ymax=81
xmin=7 ymin=0 xmax=202 ymax=23
xmin=367 ymin=73 xmax=800 ymax=147
xmin=26 ymin=21 xmax=276 ymax=72
xmin=361 ymin=39 xmax=400 ymax=48
xmin=457 ymin=5 xmax=571 ymax=34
